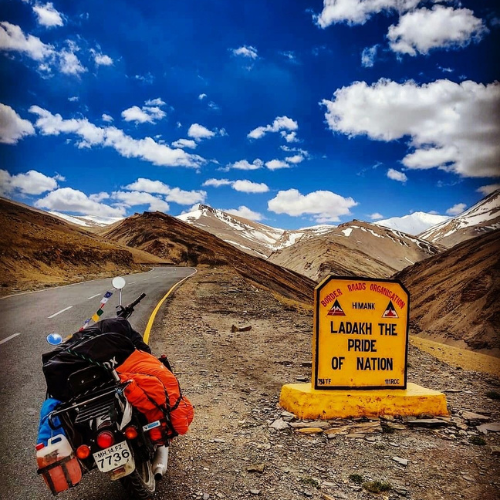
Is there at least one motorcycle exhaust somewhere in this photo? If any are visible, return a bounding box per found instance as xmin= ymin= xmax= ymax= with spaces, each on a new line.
xmin=152 ymin=445 xmax=169 ymax=480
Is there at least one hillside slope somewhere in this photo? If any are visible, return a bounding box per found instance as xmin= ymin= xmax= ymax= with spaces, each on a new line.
xmin=102 ymin=211 xmax=315 ymax=304
xmin=396 ymin=229 xmax=500 ymax=355
xmin=0 ymin=198 xmax=167 ymax=294
xmin=268 ymin=220 xmax=441 ymax=281
xmin=419 ymin=189 xmax=500 ymax=248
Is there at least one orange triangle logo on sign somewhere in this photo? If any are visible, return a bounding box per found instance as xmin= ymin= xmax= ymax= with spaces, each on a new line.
xmin=382 ymin=301 xmax=399 ymax=318
xmin=327 ymin=300 xmax=346 ymax=316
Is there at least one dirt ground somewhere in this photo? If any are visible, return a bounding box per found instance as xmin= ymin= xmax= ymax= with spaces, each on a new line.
xmin=149 ymin=267 xmax=500 ymax=500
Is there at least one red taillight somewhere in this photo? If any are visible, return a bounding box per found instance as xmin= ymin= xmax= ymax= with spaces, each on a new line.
xmin=96 ymin=431 xmax=115 ymax=449
xmin=124 ymin=426 xmax=138 ymax=440
xmin=76 ymin=444 xmax=91 ymax=459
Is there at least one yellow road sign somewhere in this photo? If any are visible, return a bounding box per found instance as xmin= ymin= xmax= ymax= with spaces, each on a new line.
xmin=313 ymin=276 xmax=409 ymax=390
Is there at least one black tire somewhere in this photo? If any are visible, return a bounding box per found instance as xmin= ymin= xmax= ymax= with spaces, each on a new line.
xmin=120 ymin=457 xmax=156 ymax=500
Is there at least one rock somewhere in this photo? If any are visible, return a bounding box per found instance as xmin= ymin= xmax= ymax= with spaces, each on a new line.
xmin=405 ymin=419 xmax=449 ymax=428
xmin=444 ymin=389 xmax=462 ymax=393
xmin=392 ymin=456 xmax=409 ymax=466
xmin=461 ymin=411 xmax=490 ymax=422
xmin=490 ymin=446 xmax=500 ymax=456
xmin=477 ymin=422 xmax=500 ymax=434
xmin=303 ymin=491 xmax=313 ymax=497
xmin=324 ymin=426 xmax=349 ymax=436
xmin=203 ymin=494 xmax=210 ymax=500
xmin=394 ymin=487 xmax=409 ymax=496
xmin=385 ymin=422 xmax=406 ymax=431
xmin=231 ymin=325 xmax=252 ymax=332
xmin=213 ymin=438 xmax=225 ymax=443
xmin=297 ymin=427 xmax=324 ymax=434
xmin=270 ymin=418 xmax=290 ymax=430
xmin=247 ymin=464 xmax=266 ymax=473
xmin=291 ymin=421 xmax=331 ymax=429
xmin=296 ymin=376 xmax=308 ymax=382
xmin=249 ymin=490 xmax=260 ymax=495
xmin=281 ymin=411 xmax=296 ymax=421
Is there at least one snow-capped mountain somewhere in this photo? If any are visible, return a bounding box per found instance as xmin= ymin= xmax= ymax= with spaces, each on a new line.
xmin=50 ymin=211 xmax=124 ymax=228
xmin=177 ymin=204 xmax=333 ymax=258
xmin=268 ymin=220 xmax=441 ymax=281
xmin=178 ymin=205 xmax=285 ymax=257
xmin=419 ymin=189 xmax=500 ymax=248
xmin=375 ymin=212 xmax=449 ymax=235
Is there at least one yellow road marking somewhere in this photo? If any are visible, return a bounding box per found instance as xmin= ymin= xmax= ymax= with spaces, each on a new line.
xmin=143 ymin=270 xmax=197 ymax=345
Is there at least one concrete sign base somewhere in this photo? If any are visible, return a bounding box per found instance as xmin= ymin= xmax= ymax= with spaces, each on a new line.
xmin=280 ymin=382 xmax=448 ymax=420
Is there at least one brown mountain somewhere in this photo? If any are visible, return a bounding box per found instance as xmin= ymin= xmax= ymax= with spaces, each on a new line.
xmin=396 ymin=229 xmax=500 ymax=356
xmin=101 ymin=211 xmax=315 ymax=304
xmin=0 ymin=198 xmax=167 ymax=294
xmin=268 ymin=220 xmax=442 ymax=282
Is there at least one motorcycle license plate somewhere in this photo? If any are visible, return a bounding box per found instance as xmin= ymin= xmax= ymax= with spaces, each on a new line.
xmin=93 ymin=441 xmax=131 ymax=473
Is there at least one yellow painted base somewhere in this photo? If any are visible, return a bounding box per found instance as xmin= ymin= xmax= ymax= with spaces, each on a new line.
xmin=279 ymin=382 xmax=448 ymax=420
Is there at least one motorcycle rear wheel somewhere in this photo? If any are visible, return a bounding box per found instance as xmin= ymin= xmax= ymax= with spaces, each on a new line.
xmin=120 ymin=458 xmax=156 ymax=500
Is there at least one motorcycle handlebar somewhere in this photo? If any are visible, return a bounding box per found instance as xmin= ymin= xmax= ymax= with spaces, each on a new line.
xmin=117 ymin=293 xmax=146 ymax=318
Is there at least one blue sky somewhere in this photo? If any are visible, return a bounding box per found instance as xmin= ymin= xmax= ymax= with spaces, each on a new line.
xmin=1 ymin=0 xmax=499 ymax=229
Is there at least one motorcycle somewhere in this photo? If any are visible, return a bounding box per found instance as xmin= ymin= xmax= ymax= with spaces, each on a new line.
xmin=38 ymin=277 xmax=170 ymax=499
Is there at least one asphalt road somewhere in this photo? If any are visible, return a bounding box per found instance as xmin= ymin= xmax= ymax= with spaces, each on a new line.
xmin=0 ymin=267 xmax=195 ymax=500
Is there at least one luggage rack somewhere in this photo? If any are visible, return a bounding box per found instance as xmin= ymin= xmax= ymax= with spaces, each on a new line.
xmin=74 ymin=392 xmax=116 ymax=424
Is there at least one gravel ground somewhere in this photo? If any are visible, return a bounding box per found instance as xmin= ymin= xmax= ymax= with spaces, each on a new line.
xmin=149 ymin=267 xmax=500 ymax=500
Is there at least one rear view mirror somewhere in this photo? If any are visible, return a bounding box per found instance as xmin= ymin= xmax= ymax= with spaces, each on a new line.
xmin=47 ymin=333 xmax=63 ymax=346
xmin=112 ymin=277 xmax=126 ymax=290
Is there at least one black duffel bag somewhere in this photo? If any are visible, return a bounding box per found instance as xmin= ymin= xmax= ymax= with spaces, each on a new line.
xmin=42 ymin=331 xmax=136 ymax=401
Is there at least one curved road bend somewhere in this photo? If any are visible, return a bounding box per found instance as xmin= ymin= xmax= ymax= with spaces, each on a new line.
xmin=0 ymin=266 xmax=195 ymax=500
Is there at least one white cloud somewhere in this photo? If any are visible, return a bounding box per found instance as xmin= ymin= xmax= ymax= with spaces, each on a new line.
xmin=187 ymin=123 xmax=218 ymax=141
xmin=134 ymin=73 xmax=154 ymax=84
xmin=30 ymin=106 xmax=205 ymax=168
xmin=0 ymin=21 xmax=53 ymax=60
xmin=102 ymin=113 xmax=113 ymax=122
xmin=285 ymin=154 xmax=305 ymax=164
xmin=112 ymin=190 xmax=170 ymax=212
xmin=0 ymin=103 xmax=35 ymax=144
xmin=89 ymin=192 xmax=109 ymax=202
xmin=198 ymin=93 xmax=207 ymax=100
xmin=91 ymin=49 xmax=113 ymax=66
xmin=446 ymin=203 xmax=466 ymax=216
xmin=32 ymin=2 xmax=64 ymax=28
xmin=202 ymin=178 xmax=232 ymax=188
xmin=68 ymin=96 xmax=79 ymax=102
xmin=0 ymin=169 xmax=59 ymax=196
xmin=387 ymin=168 xmax=408 ymax=183
xmin=321 ymin=79 xmax=500 ymax=178
xmin=265 ymin=159 xmax=290 ymax=170
xmin=280 ymin=130 xmax=299 ymax=143
xmin=227 ymin=159 xmax=263 ymax=170
xmin=122 ymin=99 xmax=166 ymax=124
xmin=268 ymin=189 xmax=357 ymax=223
xmin=145 ymin=98 xmax=165 ymax=106
xmin=202 ymin=178 xmax=268 ymax=193
xmin=232 ymin=180 xmax=269 ymax=193
xmin=35 ymin=187 xmax=125 ymax=217
xmin=477 ymin=184 xmax=500 ymax=196
xmin=388 ymin=6 xmax=487 ymax=56
xmin=225 ymin=206 xmax=263 ymax=221
xmin=123 ymin=178 xmax=206 ymax=205
xmin=361 ymin=45 xmax=378 ymax=67
xmin=58 ymin=42 xmax=86 ymax=75
xmin=370 ymin=212 xmax=384 ymax=220
xmin=231 ymin=45 xmax=258 ymax=59
xmin=248 ymin=116 xmax=298 ymax=140
xmin=172 ymin=138 xmax=197 ymax=149
xmin=314 ymin=0 xmax=419 ymax=27
xmin=0 ymin=22 xmax=88 ymax=75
